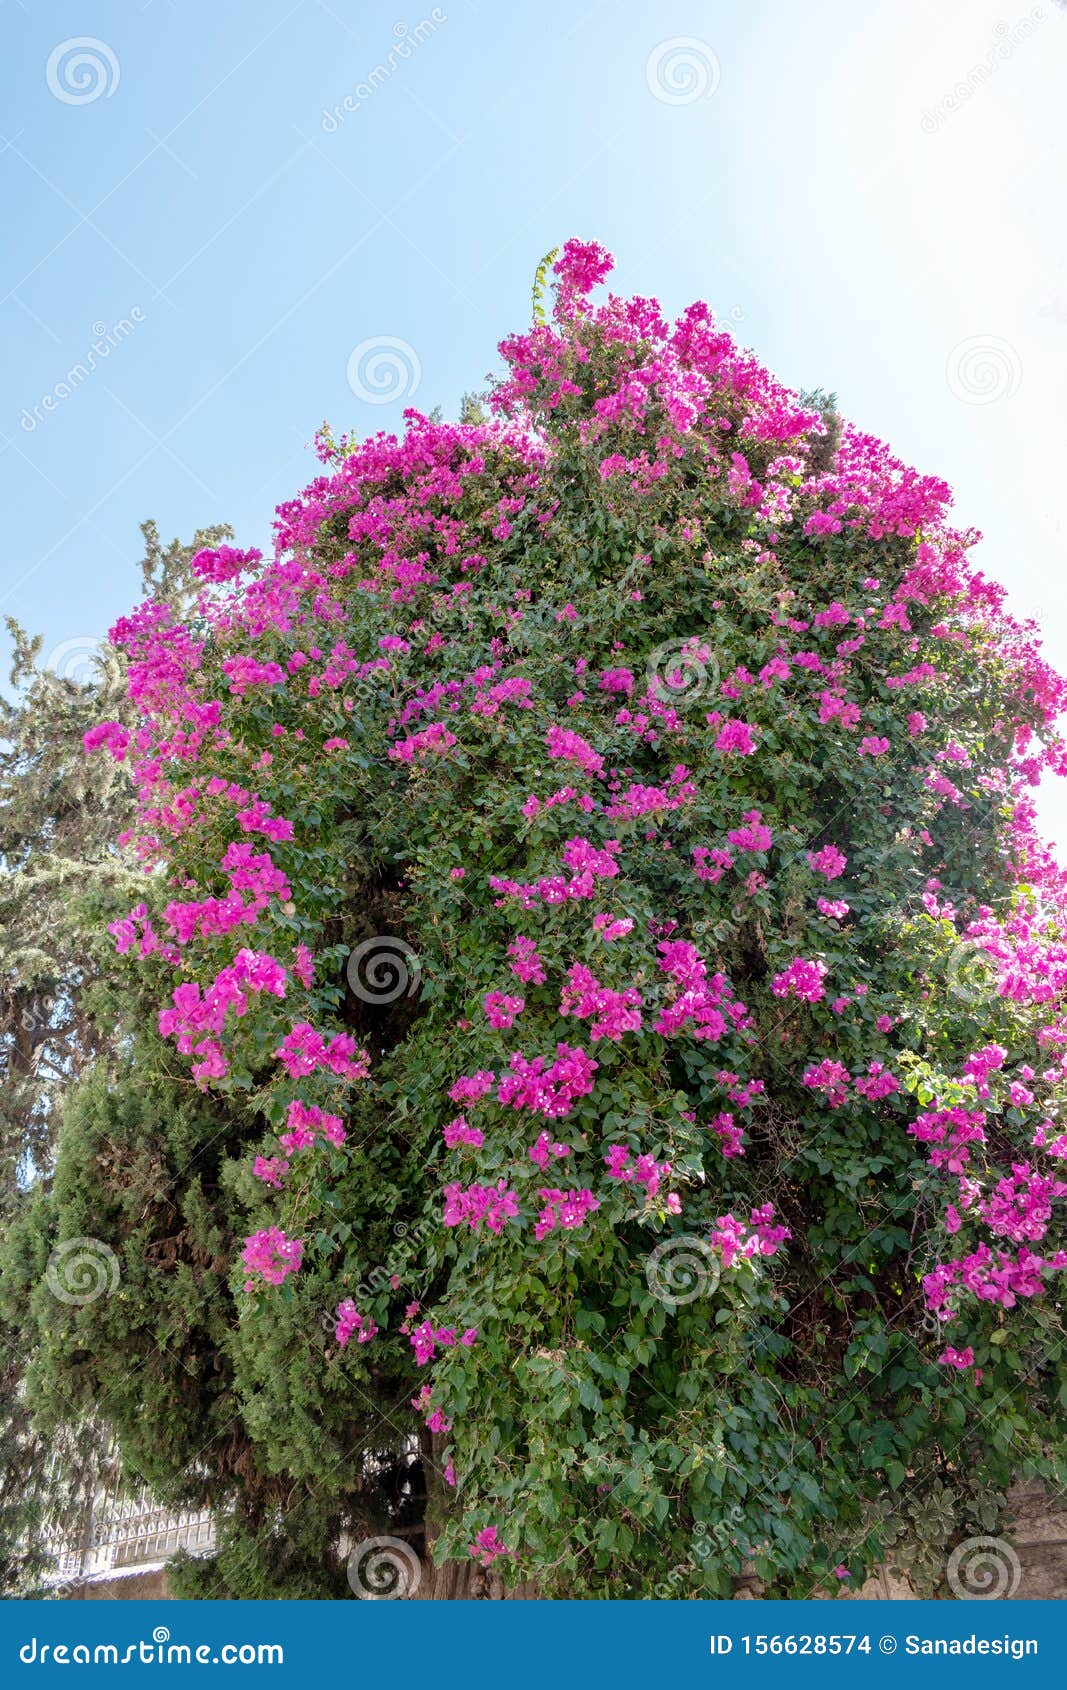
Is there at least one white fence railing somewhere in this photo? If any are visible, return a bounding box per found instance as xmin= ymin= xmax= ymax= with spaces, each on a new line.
xmin=42 ymin=1484 xmax=215 ymax=1588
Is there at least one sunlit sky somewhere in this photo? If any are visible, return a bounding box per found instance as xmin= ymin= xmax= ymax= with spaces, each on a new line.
xmin=3 ymin=0 xmax=1066 ymax=835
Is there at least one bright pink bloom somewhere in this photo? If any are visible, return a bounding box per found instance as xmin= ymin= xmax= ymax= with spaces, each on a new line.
xmin=468 ymin=1525 xmax=512 ymax=1567
xmin=771 ymin=956 xmax=828 ymax=1004
xmin=714 ymin=719 xmax=758 ymax=756
xmin=241 ymin=1227 xmax=303 ymax=1288
xmin=335 ymin=1299 xmax=378 ymax=1347
xmin=807 ymin=844 xmax=847 ymax=880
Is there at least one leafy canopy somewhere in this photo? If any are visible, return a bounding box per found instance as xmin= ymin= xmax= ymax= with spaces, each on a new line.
xmin=24 ymin=242 xmax=1067 ymax=1597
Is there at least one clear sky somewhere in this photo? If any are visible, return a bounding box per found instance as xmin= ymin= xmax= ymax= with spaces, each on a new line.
xmin=3 ymin=0 xmax=1066 ymax=838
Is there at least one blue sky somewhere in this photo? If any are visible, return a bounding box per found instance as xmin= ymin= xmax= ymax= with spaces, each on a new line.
xmin=3 ymin=0 xmax=1066 ymax=834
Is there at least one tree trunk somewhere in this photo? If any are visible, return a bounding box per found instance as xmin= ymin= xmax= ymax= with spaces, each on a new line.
xmin=413 ymin=1559 xmax=539 ymax=1599
xmin=415 ymin=1428 xmax=539 ymax=1598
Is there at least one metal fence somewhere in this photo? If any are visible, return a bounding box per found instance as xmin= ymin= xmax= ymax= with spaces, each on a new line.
xmin=42 ymin=1483 xmax=215 ymax=1589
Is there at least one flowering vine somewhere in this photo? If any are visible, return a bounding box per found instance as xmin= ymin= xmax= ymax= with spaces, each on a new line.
xmin=84 ymin=240 xmax=1067 ymax=1596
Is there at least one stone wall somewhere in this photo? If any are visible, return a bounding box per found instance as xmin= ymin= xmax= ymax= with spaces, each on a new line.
xmin=66 ymin=1571 xmax=170 ymax=1601
xmin=740 ymin=1483 xmax=1067 ymax=1602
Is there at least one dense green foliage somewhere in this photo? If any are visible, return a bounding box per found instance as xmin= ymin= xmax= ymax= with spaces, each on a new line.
xmin=0 ymin=523 xmax=228 ymax=1592
xmin=4 ymin=248 xmax=1066 ymax=1599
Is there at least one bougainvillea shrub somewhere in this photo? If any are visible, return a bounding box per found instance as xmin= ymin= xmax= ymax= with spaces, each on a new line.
xmin=78 ymin=242 xmax=1067 ymax=1596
